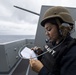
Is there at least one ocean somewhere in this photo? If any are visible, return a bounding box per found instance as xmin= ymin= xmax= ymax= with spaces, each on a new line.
xmin=0 ymin=35 xmax=35 ymax=43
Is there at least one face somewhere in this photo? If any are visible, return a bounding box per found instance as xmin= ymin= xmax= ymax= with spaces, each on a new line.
xmin=44 ymin=22 xmax=60 ymax=42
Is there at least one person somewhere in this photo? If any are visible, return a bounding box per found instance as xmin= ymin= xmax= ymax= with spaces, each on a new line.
xmin=29 ymin=6 xmax=76 ymax=75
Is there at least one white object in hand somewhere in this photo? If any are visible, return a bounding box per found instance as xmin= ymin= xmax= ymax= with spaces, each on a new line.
xmin=21 ymin=47 xmax=37 ymax=59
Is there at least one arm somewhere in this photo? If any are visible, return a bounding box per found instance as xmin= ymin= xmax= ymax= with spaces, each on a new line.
xmin=29 ymin=59 xmax=54 ymax=75
xmin=30 ymin=46 xmax=76 ymax=75
xmin=37 ymin=46 xmax=76 ymax=75
xmin=60 ymin=46 xmax=76 ymax=75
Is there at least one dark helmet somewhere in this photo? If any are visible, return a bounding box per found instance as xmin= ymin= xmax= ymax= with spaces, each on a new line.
xmin=41 ymin=6 xmax=74 ymax=26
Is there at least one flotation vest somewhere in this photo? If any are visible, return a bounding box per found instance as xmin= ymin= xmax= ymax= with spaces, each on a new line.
xmin=41 ymin=37 xmax=76 ymax=75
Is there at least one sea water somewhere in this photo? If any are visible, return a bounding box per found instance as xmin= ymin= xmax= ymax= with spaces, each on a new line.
xmin=0 ymin=35 xmax=35 ymax=43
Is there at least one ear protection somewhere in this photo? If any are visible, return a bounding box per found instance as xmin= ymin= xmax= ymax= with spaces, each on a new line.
xmin=56 ymin=19 xmax=73 ymax=37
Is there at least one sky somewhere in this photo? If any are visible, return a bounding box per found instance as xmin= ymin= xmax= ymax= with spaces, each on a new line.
xmin=0 ymin=0 xmax=76 ymax=35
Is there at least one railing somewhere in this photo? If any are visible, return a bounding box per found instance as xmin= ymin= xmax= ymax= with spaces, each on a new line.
xmin=0 ymin=39 xmax=34 ymax=75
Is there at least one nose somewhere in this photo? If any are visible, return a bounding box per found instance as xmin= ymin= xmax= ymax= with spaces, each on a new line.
xmin=45 ymin=31 xmax=50 ymax=36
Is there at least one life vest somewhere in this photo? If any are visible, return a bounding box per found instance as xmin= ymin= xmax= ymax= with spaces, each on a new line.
xmin=41 ymin=37 xmax=76 ymax=75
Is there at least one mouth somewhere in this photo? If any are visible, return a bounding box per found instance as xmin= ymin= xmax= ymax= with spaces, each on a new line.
xmin=48 ymin=37 xmax=52 ymax=40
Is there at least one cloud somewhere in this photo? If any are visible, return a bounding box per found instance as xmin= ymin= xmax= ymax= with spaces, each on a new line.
xmin=0 ymin=0 xmax=76 ymax=35
xmin=0 ymin=20 xmax=37 ymax=35
xmin=0 ymin=4 xmax=12 ymax=17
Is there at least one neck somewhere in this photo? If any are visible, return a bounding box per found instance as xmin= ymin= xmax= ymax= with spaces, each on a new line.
xmin=56 ymin=36 xmax=62 ymax=44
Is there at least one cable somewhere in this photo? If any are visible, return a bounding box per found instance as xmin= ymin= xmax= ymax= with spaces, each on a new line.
xmin=18 ymin=38 xmax=65 ymax=59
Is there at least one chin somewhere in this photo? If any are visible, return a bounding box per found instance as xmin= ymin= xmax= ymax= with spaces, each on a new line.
xmin=49 ymin=39 xmax=56 ymax=42
xmin=49 ymin=39 xmax=53 ymax=42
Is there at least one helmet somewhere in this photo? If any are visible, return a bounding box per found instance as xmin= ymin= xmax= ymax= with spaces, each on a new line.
xmin=41 ymin=6 xmax=74 ymax=26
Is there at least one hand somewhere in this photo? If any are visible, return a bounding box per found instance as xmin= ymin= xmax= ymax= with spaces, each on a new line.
xmin=31 ymin=46 xmax=42 ymax=55
xmin=29 ymin=59 xmax=43 ymax=73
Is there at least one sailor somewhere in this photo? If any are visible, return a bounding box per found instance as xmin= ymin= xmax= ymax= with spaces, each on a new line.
xmin=29 ymin=6 xmax=76 ymax=75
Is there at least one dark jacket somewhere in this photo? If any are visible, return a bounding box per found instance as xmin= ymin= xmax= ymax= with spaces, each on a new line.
xmin=38 ymin=36 xmax=76 ymax=75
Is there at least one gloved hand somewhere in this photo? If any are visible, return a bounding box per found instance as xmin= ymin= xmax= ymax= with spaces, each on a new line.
xmin=31 ymin=46 xmax=43 ymax=55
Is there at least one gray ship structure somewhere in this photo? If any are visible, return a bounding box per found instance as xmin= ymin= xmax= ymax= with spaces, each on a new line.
xmin=0 ymin=5 xmax=76 ymax=75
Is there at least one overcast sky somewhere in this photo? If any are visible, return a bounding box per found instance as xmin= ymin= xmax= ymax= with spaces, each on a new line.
xmin=0 ymin=0 xmax=76 ymax=35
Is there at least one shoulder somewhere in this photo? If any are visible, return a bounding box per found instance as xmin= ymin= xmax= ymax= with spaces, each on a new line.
xmin=60 ymin=45 xmax=76 ymax=66
xmin=67 ymin=45 xmax=76 ymax=55
xmin=66 ymin=37 xmax=76 ymax=55
xmin=61 ymin=45 xmax=76 ymax=62
xmin=60 ymin=45 xmax=76 ymax=75
xmin=60 ymin=44 xmax=76 ymax=63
